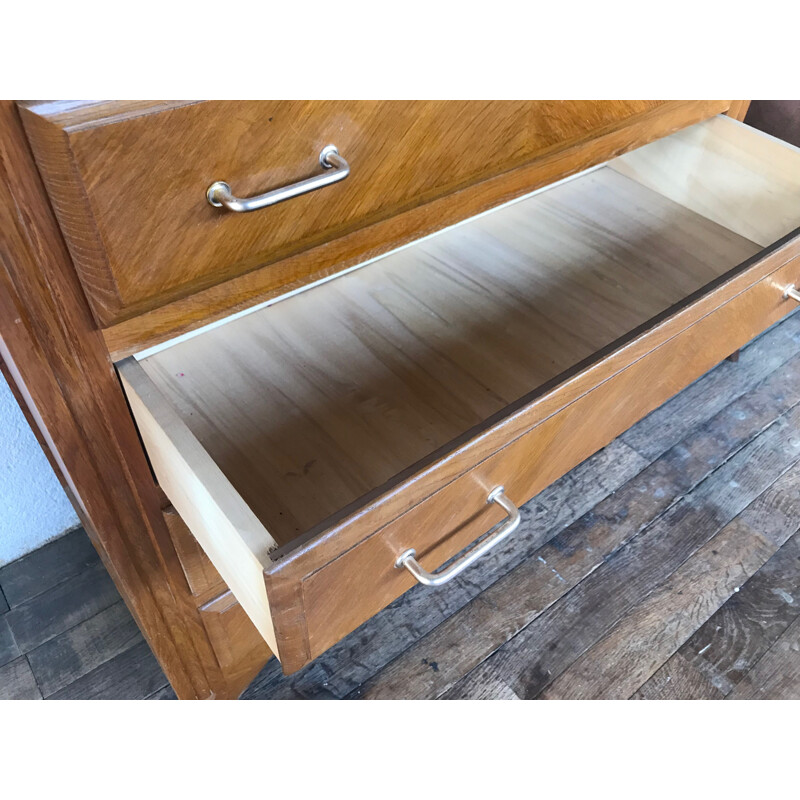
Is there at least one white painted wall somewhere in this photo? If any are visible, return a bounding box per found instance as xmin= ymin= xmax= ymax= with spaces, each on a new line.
xmin=0 ymin=372 xmax=79 ymax=565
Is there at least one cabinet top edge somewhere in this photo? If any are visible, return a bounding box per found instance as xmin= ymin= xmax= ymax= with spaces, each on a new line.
xmin=18 ymin=100 xmax=202 ymax=131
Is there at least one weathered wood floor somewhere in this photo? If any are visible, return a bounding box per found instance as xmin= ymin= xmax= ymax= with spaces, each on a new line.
xmin=2 ymin=312 xmax=800 ymax=700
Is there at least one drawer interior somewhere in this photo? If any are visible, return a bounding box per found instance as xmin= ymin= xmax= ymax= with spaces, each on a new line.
xmin=137 ymin=166 xmax=759 ymax=545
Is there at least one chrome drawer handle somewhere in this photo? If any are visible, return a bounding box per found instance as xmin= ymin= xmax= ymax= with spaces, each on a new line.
xmin=206 ymin=144 xmax=350 ymax=213
xmin=784 ymin=284 xmax=800 ymax=303
xmin=395 ymin=487 xmax=521 ymax=588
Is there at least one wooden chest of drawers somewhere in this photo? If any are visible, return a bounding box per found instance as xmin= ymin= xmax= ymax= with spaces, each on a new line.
xmin=5 ymin=99 xmax=799 ymax=695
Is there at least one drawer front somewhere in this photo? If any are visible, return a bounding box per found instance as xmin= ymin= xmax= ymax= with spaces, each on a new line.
xmin=20 ymin=100 xmax=728 ymax=327
xmin=163 ymin=506 xmax=226 ymax=603
xmin=199 ymin=591 xmax=272 ymax=698
xmin=283 ymin=251 xmax=800 ymax=667
xmin=167 ymin=504 xmax=270 ymax=695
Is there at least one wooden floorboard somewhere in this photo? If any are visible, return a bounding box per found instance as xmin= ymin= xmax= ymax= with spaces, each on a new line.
xmin=632 ymin=652 xmax=725 ymax=700
xmin=27 ymin=601 xmax=145 ymax=698
xmin=0 ymin=527 xmax=98 ymax=607
xmin=636 ymin=530 xmax=800 ymax=698
xmin=0 ymin=615 xmax=20 ymax=669
xmin=726 ymin=615 xmax=800 ymax=700
xmin=3 ymin=561 xmax=120 ymax=653
xmin=48 ymin=640 xmax=167 ymax=700
xmin=543 ymin=464 xmax=800 ymax=699
xmin=443 ymin=400 xmax=800 ymax=700
xmin=146 ymin=683 xmax=177 ymax=700
xmin=1 ymin=315 xmax=799 ymax=700
xmin=0 ymin=657 xmax=42 ymax=700
xmin=358 ymin=341 xmax=800 ymax=699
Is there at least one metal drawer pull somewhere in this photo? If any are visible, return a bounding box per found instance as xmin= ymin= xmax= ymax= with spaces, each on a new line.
xmin=206 ymin=144 xmax=350 ymax=213
xmin=395 ymin=487 xmax=520 ymax=588
xmin=784 ymin=284 xmax=800 ymax=303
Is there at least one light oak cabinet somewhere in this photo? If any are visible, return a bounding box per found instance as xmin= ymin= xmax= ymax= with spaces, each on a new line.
xmin=6 ymin=100 xmax=800 ymax=695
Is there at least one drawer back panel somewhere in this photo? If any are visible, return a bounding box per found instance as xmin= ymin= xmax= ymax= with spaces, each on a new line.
xmin=20 ymin=100 xmax=731 ymax=332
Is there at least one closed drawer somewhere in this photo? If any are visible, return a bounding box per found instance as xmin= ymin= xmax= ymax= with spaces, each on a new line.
xmin=19 ymin=100 xmax=729 ymax=328
xmin=163 ymin=505 xmax=226 ymax=603
xmin=166 ymin=503 xmax=271 ymax=695
xmin=118 ymin=115 xmax=800 ymax=674
xmin=199 ymin=591 xmax=272 ymax=698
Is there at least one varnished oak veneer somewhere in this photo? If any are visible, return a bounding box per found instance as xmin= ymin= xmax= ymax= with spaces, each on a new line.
xmin=19 ymin=100 xmax=732 ymax=336
xmin=100 ymin=102 xmax=742 ymax=359
xmin=124 ymin=242 xmax=800 ymax=672
xmin=198 ymin=590 xmax=273 ymax=699
xmin=164 ymin=505 xmax=272 ymax=696
xmin=726 ymin=101 xmax=751 ymax=122
xmin=300 ymin=257 xmax=800 ymax=658
xmin=163 ymin=506 xmax=226 ymax=603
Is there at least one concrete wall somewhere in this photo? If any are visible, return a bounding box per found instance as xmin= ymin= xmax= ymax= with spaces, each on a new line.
xmin=0 ymin=372 xmax=79 ymax=566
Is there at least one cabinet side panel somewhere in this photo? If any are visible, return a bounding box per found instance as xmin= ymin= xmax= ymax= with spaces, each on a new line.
xmin=0 ymin=101 xmax=228 ymax=700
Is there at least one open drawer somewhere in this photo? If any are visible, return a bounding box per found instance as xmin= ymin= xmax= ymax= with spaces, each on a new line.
xmin=118 ymin=115 xmax=800 ymax=674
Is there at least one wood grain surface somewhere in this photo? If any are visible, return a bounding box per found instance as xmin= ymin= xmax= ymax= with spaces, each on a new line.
xmin=124 ymin=246 xmax=800 ymax=671
xmin=12 ymin=307 xmax=800 ymax=700
xmin=635 ymin=529 xmax=800 ymax=697
xmin=0 ymin=658 xmax=42 ymax=699
xmin=21 ymin=100 xmax=731 ymax=329
xmin=198 ymin=590 xmax=273 ymax=699
xmin=118 ymin=358 xmax=280 ymax=655
xmin=163 ymin=506 xmax=226 ymax=603
xmin=358 ymin=343 xmax=800 ymax=698
xmin=726 ymin=101 xmax=752 ymax=122
xmin=295 ymin=260 xmax=800 ymax=668
xmin=726 ymin=614 xmax=800 ymax=699
xmin=444 ymin=401 xmax=800 ymax=699
xmin=11 ymin=95 xmax=796 ymax=696
xmin=632 ymin=652 xmax=725 ymax=700
xmin=540 ymin=503 xmax=787 ymax=699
